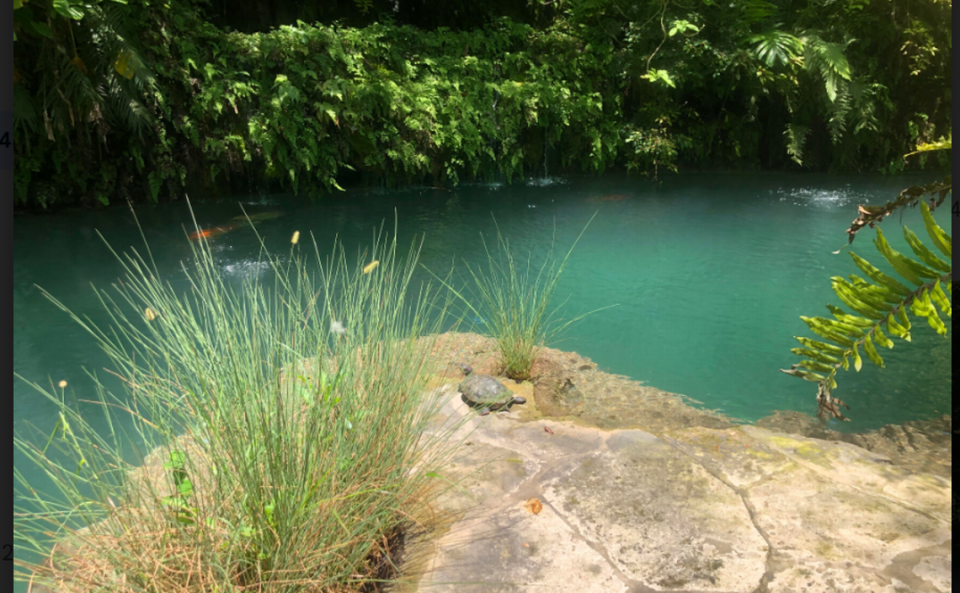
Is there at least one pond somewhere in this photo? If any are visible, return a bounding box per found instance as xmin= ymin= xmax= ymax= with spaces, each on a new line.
xmin=14 ymin=172 xmax=951 ymax=561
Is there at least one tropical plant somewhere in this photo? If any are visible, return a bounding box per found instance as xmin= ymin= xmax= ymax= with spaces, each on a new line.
xmin=14 ymin=0 xmax=160 ymax=206
xmin=781 ymin=144 xmax=951 ymax=422
xmin=14 ymin=207 xmax=464 ymax=591
xmin=14 ymin=0 xmax=157 ymax=146
xmin=427 ymin=213 xmax=615 ymax=382
xmin=13 ymin=0 xmax=952 ymax=207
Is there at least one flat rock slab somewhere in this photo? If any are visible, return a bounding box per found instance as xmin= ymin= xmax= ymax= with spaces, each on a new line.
xmin=409 ymin=385 xmax=951 ymax=593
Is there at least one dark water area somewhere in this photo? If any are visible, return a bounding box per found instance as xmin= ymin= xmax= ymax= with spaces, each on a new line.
xmin=14 ymin=173 xmax=952 ymax=563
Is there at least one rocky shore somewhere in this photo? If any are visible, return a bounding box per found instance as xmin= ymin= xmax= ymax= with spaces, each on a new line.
xmin=403 ymin=333 xmax=952 ymax=593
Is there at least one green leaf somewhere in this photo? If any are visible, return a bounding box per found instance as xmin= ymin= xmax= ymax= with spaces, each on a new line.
xmin=53 ymin=0 xmax=84 ymax=19
xmin=903 ymin=226 xmax=951 ymax=272
xmin=874 ymin=228 xmax=922 ymax=285
xmin=851 ymin=341 xmax=862 ymax=371
xmin=849 ymin=253 xmax=912 ymax=297
xmin=801 ymin=317 xmax=855 ymax=343
xmin=930 ymin=280 xmax=952 ymax=317
xmin=178 ymin=478 xmax=194 ymax=497
xmin=781 ymin=368 xmax=827 ymax=382
xmin=895 ymin=306 xmax=912 ymax=332
xmin=831 ymin=279 xmax=887 ymax=320
xmin=641 ymin=69 xmax=675 ymax=88
xmin=794 ymin=336 xmax=847 ymax=355
xmin=862 ymin=334 xmax=884 ymax=367
xmin=825 ymin=304 xmax=875 ymax=327
xmin=791 ymin=347 xmax=841 ymax=364
xmin=873 ymin=325 xmax=894 ymax=349
xmin=164 ymin=450 xmax=186 ymax=470
xmin=30 ymin=21 xmax=55 ymax=39
xmin=919 ymin=290 xmax=947 ymax=335
xmin=886 ymin=313 xmax=910 ymax=341
xmin=819 ymin=314 xmax=867 ymax=336
xmin=798 ymin=359 xmax=836 ymax=373
xmin=920 ymin=201 xmax=951 ymax=258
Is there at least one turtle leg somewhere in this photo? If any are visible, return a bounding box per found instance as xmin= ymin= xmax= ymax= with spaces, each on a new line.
xmin=479 ymin=408 xmax=491 ymax=416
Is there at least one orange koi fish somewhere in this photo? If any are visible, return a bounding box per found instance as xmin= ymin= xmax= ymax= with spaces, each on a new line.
xmin=188 ymin=223 xmax=242 ymax=241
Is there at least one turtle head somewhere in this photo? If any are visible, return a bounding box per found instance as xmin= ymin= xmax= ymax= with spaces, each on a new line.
xmin=456 ymin=362 xmax=473 ymax=376
xmin=512 ymin=396 xmax=527 ymax=406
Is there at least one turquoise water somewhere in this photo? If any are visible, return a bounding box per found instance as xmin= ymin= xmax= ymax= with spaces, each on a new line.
xmin=15 ymin=173 xmax=951 ymax=434
xmin=14 ymin=173 xmax=952 ymax=551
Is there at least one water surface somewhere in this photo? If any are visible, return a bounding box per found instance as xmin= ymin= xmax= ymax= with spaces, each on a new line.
xmin=14 ymin=173 xmax=952 ymax=530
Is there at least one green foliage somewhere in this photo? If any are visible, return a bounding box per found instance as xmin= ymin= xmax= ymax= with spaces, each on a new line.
xmin=624 ymin=112 xmax=692 ymax=179
xmin=749 ymin=29 xmax=803 ymax=68
xmin=782 ymin=153 xmax=952 ymax=422
xmin=14 ymin=210 xmax=465 ymax=589
xmin=13 ymin=0 xmax=953 ymax=207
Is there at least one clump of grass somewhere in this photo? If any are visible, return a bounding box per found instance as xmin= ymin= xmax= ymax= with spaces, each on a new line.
xmin=432 ymin=212 xmax=613 ymax=382
xmin=14 ymin=209 xmax=460 ymax=592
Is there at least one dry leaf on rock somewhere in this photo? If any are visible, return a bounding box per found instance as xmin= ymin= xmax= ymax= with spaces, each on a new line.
xmin=524 ymin=498 xmax=543 ymax=515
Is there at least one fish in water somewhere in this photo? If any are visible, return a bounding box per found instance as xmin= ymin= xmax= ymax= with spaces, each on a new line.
xmin=188 ymin=211 xmax=284 ymax=241
xmin=587 ymin=194 xmax=627 ymax=203
xmin=188 ymin=223 xmax=242 ymax=241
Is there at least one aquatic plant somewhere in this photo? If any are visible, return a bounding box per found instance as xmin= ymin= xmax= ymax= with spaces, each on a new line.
xmin=430 ymin=213 xmax=614 ymax=381
xmin=782 ymin=144 xmax=951 ymax=422
xmin=14 ymin=207 xmax=462 ymax=591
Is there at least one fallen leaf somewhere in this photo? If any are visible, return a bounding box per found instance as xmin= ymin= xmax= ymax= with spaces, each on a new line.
xmin=544 ymin=426 xmax=554 ymax=435
xmin=524 ymin=498 xmax=543 ymax=515
xmin=522 ymin=543 xmax=529 ymax=547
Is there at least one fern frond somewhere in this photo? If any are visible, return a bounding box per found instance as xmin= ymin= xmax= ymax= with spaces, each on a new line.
xmin=782 ymin=200 xmax=952 ymax=422
xmin=827 ymin=84 xmax=850 ymax=144
xmin=803 ymin=33 xmax=852 ymax=103
xmin=784 ymin=123 xmax=809 ymax=165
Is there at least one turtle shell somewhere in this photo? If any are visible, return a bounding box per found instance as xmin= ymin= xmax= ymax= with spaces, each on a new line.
xmin=458 ymin=374 xmax=515 ymax=408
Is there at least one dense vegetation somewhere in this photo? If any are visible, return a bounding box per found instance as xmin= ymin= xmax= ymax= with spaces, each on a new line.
xmin=13 ymin=0 xmax=951 ymax=208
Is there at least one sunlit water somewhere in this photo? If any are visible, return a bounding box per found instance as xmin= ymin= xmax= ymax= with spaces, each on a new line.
xmin=13 ymin=172 xmax=951 ymax=580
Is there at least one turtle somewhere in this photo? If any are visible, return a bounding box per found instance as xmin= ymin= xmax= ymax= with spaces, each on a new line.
xmin=456 ymin=363 xmax=527 ymax=415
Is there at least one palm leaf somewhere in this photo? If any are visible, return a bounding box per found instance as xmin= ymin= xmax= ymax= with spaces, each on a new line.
xmin=749 ymin=28 xmax=803 ymax=68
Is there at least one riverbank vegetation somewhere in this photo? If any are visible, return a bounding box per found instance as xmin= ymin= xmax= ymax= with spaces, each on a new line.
xmin=430 ymin=213 xmax=615 ymax=382
xmin=14 ymin=216 xmax=464 ymax=591
xmin=13 ymin=0 xmax=951 ymax=208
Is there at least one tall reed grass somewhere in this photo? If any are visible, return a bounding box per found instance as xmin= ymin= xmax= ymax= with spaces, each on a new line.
xmin=14 ymin=209 xmax=461 ymax=592
xmin=431 ymin=213 xmax=613 ymax=381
